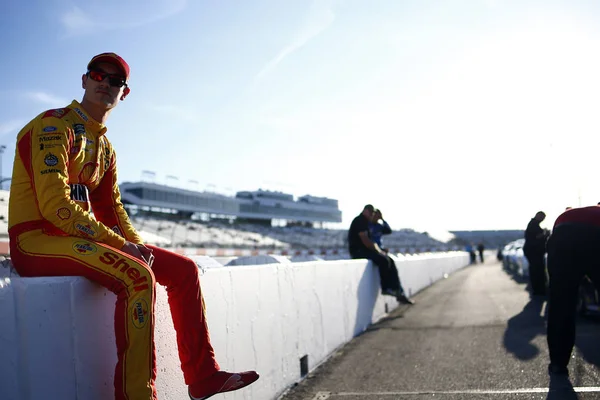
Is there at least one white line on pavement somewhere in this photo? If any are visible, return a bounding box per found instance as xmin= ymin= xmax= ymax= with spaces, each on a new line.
xmin=313 ymin=387 xmax=600 ymax=397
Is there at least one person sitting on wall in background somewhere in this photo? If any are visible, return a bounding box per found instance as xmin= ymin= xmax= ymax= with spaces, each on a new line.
xmin=7 ymin=52 xmax=258 ymax=400
xmin=524 ymin=211 xmax=551 ymax=296
xmin=348 ymin=204 xmax=414 ymax=305
xmin=368 ymin=209 xmax=392 ymax=253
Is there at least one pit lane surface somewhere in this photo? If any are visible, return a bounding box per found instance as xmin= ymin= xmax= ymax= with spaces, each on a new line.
xmin=280 ymin=260 xmax=600 ymax=400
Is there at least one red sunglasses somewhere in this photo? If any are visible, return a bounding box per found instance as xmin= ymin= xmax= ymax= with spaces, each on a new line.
xmin=87 ymin=69 xmax=128 ymax=88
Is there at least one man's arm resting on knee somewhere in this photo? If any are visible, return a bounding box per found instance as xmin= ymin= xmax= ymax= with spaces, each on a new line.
xmin=359 ymin=231 xmax=385 ymax=255
xmin=121 ymin=241 xmax=153 ymax=266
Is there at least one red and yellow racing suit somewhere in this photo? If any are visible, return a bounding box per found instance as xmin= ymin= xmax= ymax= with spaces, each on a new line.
xmin=8 ymin=100 xmax=219 ymax=400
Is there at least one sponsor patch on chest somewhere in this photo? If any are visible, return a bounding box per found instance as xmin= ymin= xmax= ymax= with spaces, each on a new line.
xmin=69 ymin=184 xmax=89 ymax=203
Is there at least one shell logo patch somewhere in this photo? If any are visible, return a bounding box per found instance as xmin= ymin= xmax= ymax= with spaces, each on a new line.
xmin=56 ymin=207 xmax=71 ymax=220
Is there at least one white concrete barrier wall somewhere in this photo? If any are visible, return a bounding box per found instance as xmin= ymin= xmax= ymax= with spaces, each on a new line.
xmin=0 ymin=252 xmax=469 ymax=400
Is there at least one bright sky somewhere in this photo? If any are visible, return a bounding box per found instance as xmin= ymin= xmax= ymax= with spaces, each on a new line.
xmin=2 ymin=0 xmax=600 ymax=233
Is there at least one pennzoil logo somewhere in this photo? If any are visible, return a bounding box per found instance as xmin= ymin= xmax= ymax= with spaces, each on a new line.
xmin=72 ymin=241 xmax=97 ymax=256
xmin=74 ymin=220 xmax=97 ymax=238
xmin=132 ymin=299 xmax=149 ymax=329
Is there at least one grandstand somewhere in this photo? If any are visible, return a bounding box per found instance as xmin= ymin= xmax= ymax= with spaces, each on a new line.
xmin=117 ymin=182 xmax=453 ymax=251
xmin=129 ymin=217 xmax=454 ymax=252
xmin=119 ymin=182 xmax=342 ymax=224
xmin=449 ymin=230 xmax=524 ymax=250
xmin=0 ymin=185 xmax=525 ymax=254
xmin=130 ymin=217 xmax=290 ymax=249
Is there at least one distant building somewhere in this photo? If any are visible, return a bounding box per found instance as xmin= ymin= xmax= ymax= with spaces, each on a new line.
xmin=449 ymin=230 xmax=524 ymax=249
xmin=119 ymin=182 xmax=342 ymax=226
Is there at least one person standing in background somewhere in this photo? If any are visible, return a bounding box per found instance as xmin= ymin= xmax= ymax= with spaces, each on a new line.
xmin=477 ymin=242 xmax=485 ymax=263
xmin=524 ymin=211 xmax=550 ymax=296
xmin=546 ymin=206 xmax=600 ymax=376
xmin=466 ymin=243 xmax=476 ymax=264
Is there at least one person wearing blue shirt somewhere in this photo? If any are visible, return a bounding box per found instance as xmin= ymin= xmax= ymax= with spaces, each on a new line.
xmin=366 ymin=209 xmax=414 ymax=305
xmin=369 ymin=209 xmax=392 ymax=252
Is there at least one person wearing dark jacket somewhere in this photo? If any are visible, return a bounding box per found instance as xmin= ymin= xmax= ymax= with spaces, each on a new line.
xmin=546 ymin=206 xmax=600 ymax=376
xmin=348 ymin=205 xmax=413 ymax=305
xmin=524 ymin=211 xmax=550 ymax=296
xmin=477 ymin=243 xmax=485 ymax=263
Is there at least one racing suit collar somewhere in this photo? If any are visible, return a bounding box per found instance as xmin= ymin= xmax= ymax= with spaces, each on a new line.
xmin=69 ymin=100 xmax=108 ymax=135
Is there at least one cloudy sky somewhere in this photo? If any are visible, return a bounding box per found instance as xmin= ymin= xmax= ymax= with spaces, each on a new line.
xmin=2 ymin=0 xmax=600 ymax=232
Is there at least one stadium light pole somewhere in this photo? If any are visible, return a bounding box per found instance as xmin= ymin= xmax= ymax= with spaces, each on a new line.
xmin=0 ymin=145 xmax=6 ymax=190
xmin=141 ymin=170 xmax=156 ymax=182
xmin=188 ymin=180 xmax=199 ymax=191
xmin=166 ymin=175 xmax=179 ymax=187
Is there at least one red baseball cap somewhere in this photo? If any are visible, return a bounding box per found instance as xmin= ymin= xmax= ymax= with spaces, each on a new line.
xmin=87 ymin=52 xmax=130 ymax=80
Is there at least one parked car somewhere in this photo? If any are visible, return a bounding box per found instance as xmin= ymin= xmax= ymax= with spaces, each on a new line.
xmin=514 ymin=245 xmax=529 ymax=277
xmin=578 ymin=276 xmax=600 ymax=316
xmin=502 ymin=239 xmax=524 ymax=273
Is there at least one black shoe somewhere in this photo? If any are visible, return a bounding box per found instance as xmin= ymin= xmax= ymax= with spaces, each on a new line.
xmin=397 ymin=294 xmax=415 ymax=305
xmin=382 ymin=288 xmax=397 ymax=297
xmin=548 ymin=363 xmax=569 ymax=376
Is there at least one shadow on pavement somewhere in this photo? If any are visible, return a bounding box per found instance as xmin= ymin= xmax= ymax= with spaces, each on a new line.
xmin=573 ymin=316 xmax=600 ymax=370
xmin=353 ymin=264 xmax=379 ymax=336
xmin=503 ymin=296 xmax=547 ymax=360
xmin=502 ymin=264 xmax=530 ymax=285
xmin=503 ymin=287 xmax=600 ymax=388
xmin=546 ymin=374 xmax=578 ymax=400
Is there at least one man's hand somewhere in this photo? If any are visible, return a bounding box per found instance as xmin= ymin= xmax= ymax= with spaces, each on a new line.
xmin=120 ymin=242 xmax=154 ymax=266
xmin=137 ymin=244 xmax=154 ymax=267
xmin=374 ymin=243 xmax=386 ymax=256
xmin=121 ymin=241 xmax=145 ymax=262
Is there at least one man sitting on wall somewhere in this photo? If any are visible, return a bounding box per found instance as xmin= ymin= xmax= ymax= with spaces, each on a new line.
xmin=348 ymin=205 xmax=414 ymax=305
xmin=8 ymin=52 xmax=258 ymax=400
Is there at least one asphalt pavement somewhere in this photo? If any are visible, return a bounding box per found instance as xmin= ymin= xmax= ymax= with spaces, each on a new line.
xmin=280 ymin=259 xmax=600 ymax=400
